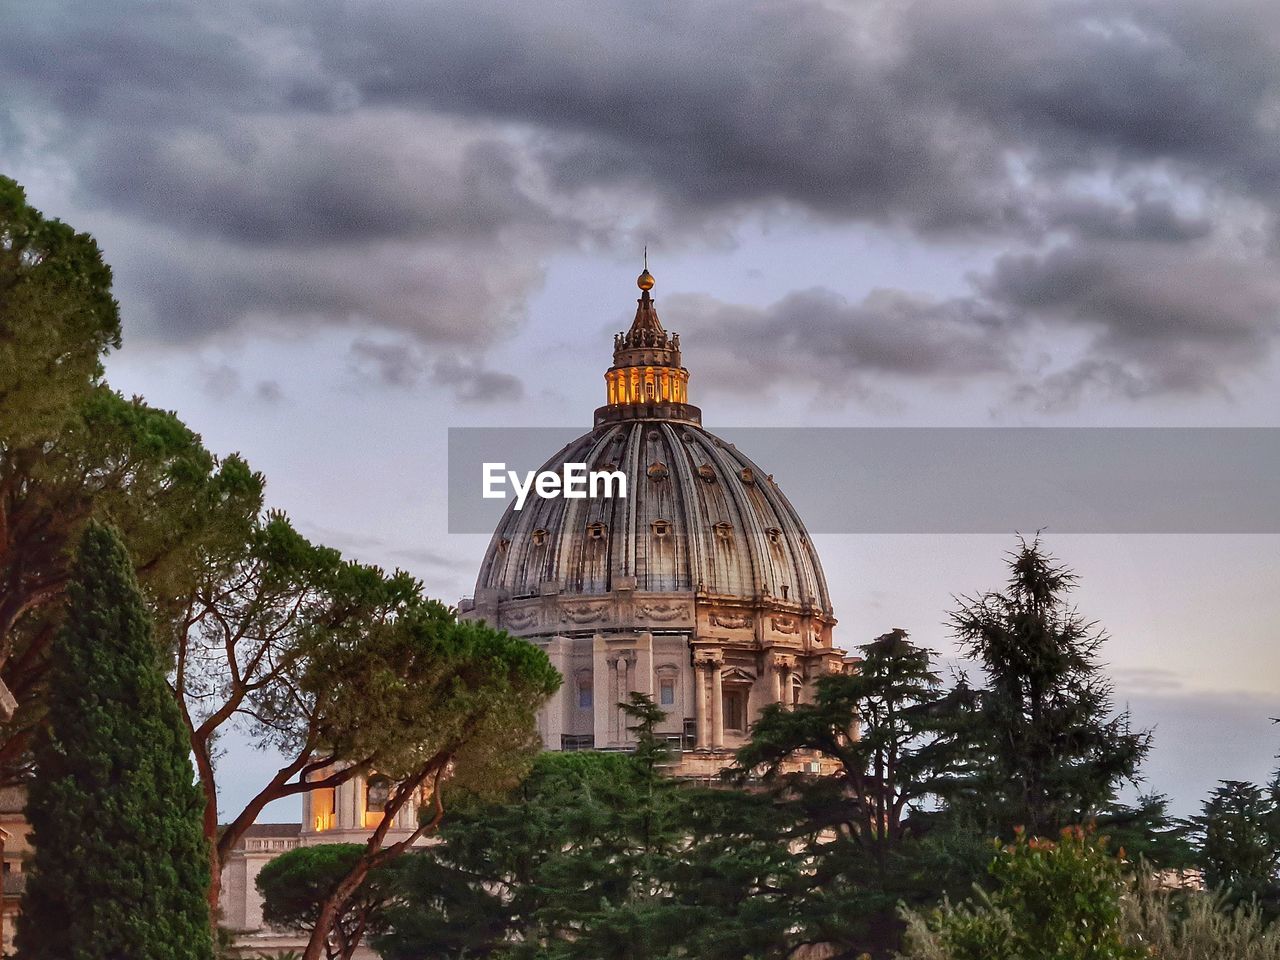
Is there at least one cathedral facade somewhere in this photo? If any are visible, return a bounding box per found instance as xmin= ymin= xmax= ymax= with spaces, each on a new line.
xmin=461 ymin=269 xmax=851 ymax=774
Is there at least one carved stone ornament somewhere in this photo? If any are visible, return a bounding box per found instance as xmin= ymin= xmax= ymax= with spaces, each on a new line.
xmin=637 ymin=601 xmax=688 ymax=621
xmin=771 ymin=616 xmax=799 ymax=634
xmin=561 ymin=602 xmax=612 ymax=624
xmin=709 ymin=612 xmax=753 ymax=630
xmin=501 ymin=607 xmax=539 ymax=630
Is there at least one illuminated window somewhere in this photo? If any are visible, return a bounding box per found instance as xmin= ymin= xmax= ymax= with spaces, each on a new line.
xmin=311 ymin=786 xmax=336 ymax=832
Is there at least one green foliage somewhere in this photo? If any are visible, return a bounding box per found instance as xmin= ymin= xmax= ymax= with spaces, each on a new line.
xmin=376 ymin=697 xmax=801 ymax=960
xmin=0 ymin=174 xmax=119 ymax=445
xmin=257 ymin=844 xmax=402 ymax=960
xmin=1097 ymin=793 xmax=1195 ymax=869
xmin=1189 ymin=778 xmax=1280 ymax=913
xmin=731 ymin=630 xmax=979 ymax=954
xmin=275 ymin=614 xmax=559 ymax=960
xmin=0 ymin=175 xmax=263 ymax=782
xmin=15 ymin=523 xmax=213 ymax=960
xmin=899 ymin=827 xmax=1144 ymax=960
xmin=949 ymin=536 xmax=1151 ymax=837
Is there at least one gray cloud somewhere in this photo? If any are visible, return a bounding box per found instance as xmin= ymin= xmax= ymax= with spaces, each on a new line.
xmin=989 ymin=242 xmax=1280 ymax=403
xmin=5 ymin=0 xmax=1280 ymax=403
xmin=350 ymin=337 xmax=524 ymax=403
xmin=671 ymin=288 xmax=1014 ymax=400
xmin=671 ymin=237 xmax=1280 ymax=407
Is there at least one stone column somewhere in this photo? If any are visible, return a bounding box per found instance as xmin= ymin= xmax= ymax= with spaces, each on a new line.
xmin=710 ymin=658 xmax=725 ymax=750
xmin=773 ymin=654 xmax=796 ymax=708
xmin=616 ymin=655 xmax=629 ymax=742
xmin=695 ymin=659 xmax=711 ymax=749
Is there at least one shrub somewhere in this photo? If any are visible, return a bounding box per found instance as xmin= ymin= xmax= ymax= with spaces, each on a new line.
xmin=899 ymin=827 xmax=1144 ymax=960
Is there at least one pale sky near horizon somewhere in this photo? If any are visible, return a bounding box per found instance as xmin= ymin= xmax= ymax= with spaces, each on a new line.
xmin=4 ymin=0 xmax=1279 ymax=821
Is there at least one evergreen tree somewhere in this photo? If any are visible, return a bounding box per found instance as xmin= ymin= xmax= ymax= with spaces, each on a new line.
xmin=376 ymin=695 xmax=800 ymax=960
xmin=1190 ymin=778 xmax=1280 ymax=913
xmin=949 ymin=536 xmax=1151 ymax=837
xmin=16 ymin=522 xmax=214 ymax=960
xmin=731 ymin=629 xmax=979 ymax=954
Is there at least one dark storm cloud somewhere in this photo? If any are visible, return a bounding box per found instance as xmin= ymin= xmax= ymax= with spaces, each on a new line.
xmin=672 ymin=287 xmax=1013 ymax=400
xmin=301 ymin=0 xmax=1280 ymax=231
xmin=5 ymin=0 xmax=1280 ymax=403
xmin=678 ymin=238 xmax=1280 ymax=405
xmin=987 ymin=242 xmax=1280 ymax=402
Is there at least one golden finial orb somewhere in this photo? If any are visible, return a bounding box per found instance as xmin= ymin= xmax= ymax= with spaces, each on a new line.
xmin=637 ymin=268 xmax=655 ymax=291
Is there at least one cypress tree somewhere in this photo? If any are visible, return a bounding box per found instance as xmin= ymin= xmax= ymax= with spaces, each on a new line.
xmin=16 ymin=522 xmax=213 ymax=960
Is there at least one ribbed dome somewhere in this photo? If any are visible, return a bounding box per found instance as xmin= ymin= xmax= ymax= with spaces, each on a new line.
xmin=475 ymin=420 xmax=832 ymax=617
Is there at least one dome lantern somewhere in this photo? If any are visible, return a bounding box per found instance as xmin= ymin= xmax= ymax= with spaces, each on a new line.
xmin=598 ymin=258 xmax=699 ymax=425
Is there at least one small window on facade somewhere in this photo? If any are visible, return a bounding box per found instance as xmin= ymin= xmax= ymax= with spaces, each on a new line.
xmin=723 ymin=688 xmax=748 ymax=731
xmin=578 ymin=680 xmax=593 ymax=709
xmin=766 ymin=527 xmax=782 ymax=544
xmin=651 ymin=519 xmax=671 ymax=538
xmin=791 ymin=677 xmax=803 ymax=707
xmin=647 ymin=461 xmax=669 ymax=481
xmin=698 ymin=463 xmax=715 ymax=483
xmin=587 ymin=521 xmax=607 ymax=541
xmin=659 ymin=678 xmax=676 ymax=706
xmin=781 ymin=584 xmax=789 ymax=600
xmin=713 ymin=521 xmax=734 ymax=542
xmin=532 ymin=528 xmax=547 ymax=546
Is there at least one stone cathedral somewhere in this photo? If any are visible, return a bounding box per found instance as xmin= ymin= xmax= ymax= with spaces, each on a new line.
xmin=461 ymin=268 xmax=851 ymax=774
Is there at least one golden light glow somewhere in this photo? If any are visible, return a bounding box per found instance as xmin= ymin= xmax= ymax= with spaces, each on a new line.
xmin=605 ymin=366 xmax=688 ymax=405
xmin=310 ymin=786 xmax=336 ymax=832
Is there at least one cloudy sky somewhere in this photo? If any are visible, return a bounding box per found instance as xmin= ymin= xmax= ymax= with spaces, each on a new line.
xmin=4 ymin=0 xmax=1278 ymax=819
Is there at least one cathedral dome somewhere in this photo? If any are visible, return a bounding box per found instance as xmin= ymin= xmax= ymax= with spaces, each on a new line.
xmin=472 ymin=267 xmax=833 ymax=628
xmin=463 ymin=264 xmax=844 ymax=765
xmin=475 ymin=418 xmax=832 ymax=614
